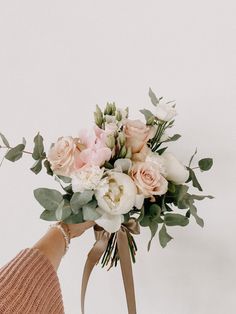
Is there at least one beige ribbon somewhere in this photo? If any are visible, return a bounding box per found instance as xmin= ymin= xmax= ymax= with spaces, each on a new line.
xmin=81 ymin=219 xmax=140 ymax=314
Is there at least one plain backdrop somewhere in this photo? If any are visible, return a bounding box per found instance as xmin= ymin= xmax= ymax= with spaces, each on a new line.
xmin=0 ymin=1 xmax=235 ymax=314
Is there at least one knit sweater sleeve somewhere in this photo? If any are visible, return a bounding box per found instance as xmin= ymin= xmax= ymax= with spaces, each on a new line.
xmin=0 ymin=248 xmax=65 ymax=314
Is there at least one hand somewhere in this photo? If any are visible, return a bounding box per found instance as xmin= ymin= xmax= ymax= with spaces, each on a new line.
xmin=63 ymin=221 xmax=95 ymax=239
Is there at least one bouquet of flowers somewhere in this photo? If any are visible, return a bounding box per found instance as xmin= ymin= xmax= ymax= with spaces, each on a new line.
xmin=0 ymin=89 xmax=213 ymax=314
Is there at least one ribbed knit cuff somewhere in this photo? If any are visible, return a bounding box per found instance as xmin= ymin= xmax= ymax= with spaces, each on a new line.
xmin=0 ymin=248 xmax=64 ymax=314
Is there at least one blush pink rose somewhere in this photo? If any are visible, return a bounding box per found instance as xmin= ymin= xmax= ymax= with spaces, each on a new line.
xmin=130 ymin=161 xmax=168 ymax=201
xmin=75 ymin=128 xmax=112 ymax=169
xmin=124 ymin=119 xmax=155 ymax=154
xmin=48 ymin=136 xmax=80 ymax=176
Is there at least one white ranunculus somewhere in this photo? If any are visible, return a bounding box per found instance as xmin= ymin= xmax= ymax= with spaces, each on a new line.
xmin=156 ymin=103 xmax=177 ymax=122
xmin=95 ymin=172 xmax=138 ymax=233
xmin=72 ymin=165 xmax=104 ymax=193
xmin=162 ymin=152 xmax=189 ymax=185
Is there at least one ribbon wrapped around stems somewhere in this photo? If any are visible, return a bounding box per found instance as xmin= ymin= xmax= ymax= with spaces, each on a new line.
xmin=81 ymin=219 xmax=140 ymax=314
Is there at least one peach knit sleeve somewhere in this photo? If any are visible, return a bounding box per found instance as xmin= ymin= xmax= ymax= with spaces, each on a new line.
xmin=0 ymin=248 xmax=65 ymax=314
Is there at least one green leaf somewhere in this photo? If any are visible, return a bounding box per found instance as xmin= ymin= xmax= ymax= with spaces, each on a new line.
xmin=30 ymin=159 xmax=43 ymax=174
xmin=147 ymin=221 xmax=158 ymax=251
xmin=159 ymin=224 xmax=173 ymax=248
xmin=63 ymin=211 xmax=83 ymax=224
xmin=5 ymin=144 xmax=25 ymax=162
xmin=57 ymin=175 xmax=72 ymax=184
xmin=70 ymin=191 xmax=94 ymax=213
xmin=40 ymin=210 xmax=57 ymax=221
xmin=56 ymin=200 xmax=72 ymax=220
xmin=189 ymin=148 xmax=197 ymax=167
xmin=140 ymin=109 xmax=154 ymax=123
xmin=156 ymin=147 xmax=168 ymax=155
xmin=34 ymin=188 xmax=63 ymax=211
xmin=168 ymin=182 xmax=176 ymax=193
xmin=0 ymin=132 xmax=10 ymax=147
xmin=44 ymin=160 xmax=53 ymax=176
xmin=83 ymin=201 xmax=101 ymax=220
xmin=187 ymin=167 xmax=203 ymax=191
xmin=148 ymin=88 xmax=159 ymax=106
xmin=164 ymin=213 xmax=189 ymax=227
xmin=32 ymin=133 xmax=45 ymax=160
xmin=149 ymin=204 xmax=162 ymax=221
xmin=162 ymin=134 xmax=181 ymax=143
xmin=190 ymin=194 xmax=214 ymax=201
xmin=198 ymin=158 xmax=213 ymax=171
xmin=189 ymin=204 xmax=204 ymax=227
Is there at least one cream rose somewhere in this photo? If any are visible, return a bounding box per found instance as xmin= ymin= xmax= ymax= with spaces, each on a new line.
xmin=130 ymin=161 xmax=168 ymax=201
xmin=95 ymin=172 xmax=140 ymax=233
xmin=48 ymin=136 xmax=79 ymax=176
xmin=124 ymin=119 xmax=155 ymax=153
xmin=162 ymin=152 xmax=189 ymax=185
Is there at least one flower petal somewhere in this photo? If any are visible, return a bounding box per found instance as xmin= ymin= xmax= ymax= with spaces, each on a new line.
xmin=95 ymin=213 xmax=122 ymax=233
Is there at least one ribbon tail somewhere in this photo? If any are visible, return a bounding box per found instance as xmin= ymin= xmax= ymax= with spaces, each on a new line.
xmin=117 ymin=229 xmax=137 ymax=314
xmin=81 ymin=234 xmax=109 ymax=314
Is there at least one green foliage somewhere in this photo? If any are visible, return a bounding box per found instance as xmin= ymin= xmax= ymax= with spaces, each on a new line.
xmin=70 ymin=191 xmax=94 ymax=214
xmin=44 ymin=160 xmax=53 ymax=176
xmin=0 ymin=133 xmax=10 ymax=147
xmin=40 ymin=210 xmax=57 ymax=221
xmin=5 ymin=139 xmax=26 ymax=162
xmin=189 ymin=203 xmax=204 ymax=227
xmin=186 ymin=167 xmax=203 ymax=191
xmin=83 ymin=200 xmax=101 ymax=220
xmin=63 ymin=211 xmax=84 ymax=224
xmin=30 ymin=159 xmax=43 ymax=174
xmin=189 ymin=148 xmax=198 ymax=167
xmin=198 ymin=158 xmax=213 ymax=171
xmin=159 ymin=224 xmax=173 ymax=248
xmin=162 ymin=134 xmax=181 ymax=143
xmin=32 ymin=133 xmax=45 ymax=160
xmin=34 ymin=188 xmax=63 ymax=211
xmin=148 ymin=88 xmax=159 ymax=106
xmin=164 ymin=213 xmax=189 ymax=227
xmin=147 ymin=222 xmax=158 ymax=251
xmin=55 ymin=200 xmax=72 ymax=220
xmin=57 ymin=175 xmax=72 ymax=184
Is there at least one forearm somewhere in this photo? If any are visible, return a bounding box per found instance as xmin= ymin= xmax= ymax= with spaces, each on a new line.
xmin=32 ymin=227 xmax=66 ymax=271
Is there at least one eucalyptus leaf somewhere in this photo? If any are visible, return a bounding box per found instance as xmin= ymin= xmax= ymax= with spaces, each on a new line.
xmin=40 ymin=210 xmax=57 ymax=221
xmin=190 ymin=194 xmax=214 ymax=201
xmin=63 ymin=211 xmax=84 ymax=224
xmin=57 ymin=175 xmax=72 ymax=184
xmin=189 ymin=148 xmax=197 ymax=167
xmin=32 ymin=133 xmax=45 ymax=160
xmin=44 ymin=160 xmax=53 ymax=176
xmin=34 ymin=188 xmax=63 ymax=211
xmin=148 ymin=88 xmax=159 ymax=106
xmin=30 ymin=159 xmax=42 ymax=174
xmin=159 ymin=224 xmax=173 ymax=248
xmin=5 ymin=144 xmax=25 ymax=162
xmin=156 ymin=147 xmax=168 ymax=155
xmin=70 ymin=191 xmax=94 ymax=213
xmin=83 ymin=201 xmax=101 ymax=220
xmin=0 ymin=132 xmax=10 ymax=147
xmin=198 ymin=158 xmax=213 ymax=171
xmin=162 ymin=134 xmax=181 ymax=143
xmin=164 ymin=213 xmax=189 ymax=227
xmin=56 ymin=200 xmax=72 ymax=220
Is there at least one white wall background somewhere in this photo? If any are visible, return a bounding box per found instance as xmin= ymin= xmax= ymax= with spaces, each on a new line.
xmin=0 ymin=1 xmax=235 ymax=313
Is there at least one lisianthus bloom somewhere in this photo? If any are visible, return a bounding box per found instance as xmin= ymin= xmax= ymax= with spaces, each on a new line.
xmin=155 ymin=102 xmax=177 ymax=121
xmin=124 ymin=119 xmax=155 ymax=154
xmin=161 ymin=152 xmax=189 ymax=184
xmin=130 ymin=161 xmax=168 ymax=201
xmin=95 ymin=172 xmax=143 ymax=233
xmin=47 ymin=136 xmax=80 ymax=176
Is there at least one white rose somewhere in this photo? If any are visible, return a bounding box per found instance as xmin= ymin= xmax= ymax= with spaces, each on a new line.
xmin=71 ymin=165 xmax=104 ymax=193
xmin=95 ymin=172 xmax=141 ymax=233
xmin=146 ymin=152 xmax=167 ymax=177
xmin=162 ymin=152 xmax=189 ymax=185
xmin=156 ymin=103 xmax=177 ymax=122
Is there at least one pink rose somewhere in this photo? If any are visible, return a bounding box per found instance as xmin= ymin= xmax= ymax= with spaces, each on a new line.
xmin=48 ymin=136 xmax=80 ymax=176
xmin=75 ymin=128 xmax=112 ymax=169
xmin=124 ymin=119 xmax=155 ymax=154
xmin=130 ymin=161 xmax=168 ymax=201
